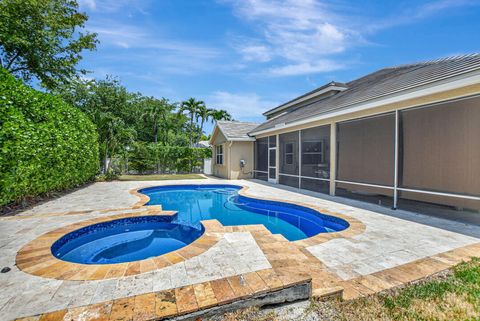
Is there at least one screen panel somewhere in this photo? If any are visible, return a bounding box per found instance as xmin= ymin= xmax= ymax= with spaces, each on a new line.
xmin=301 ymin=125 xmax=330 ymax=179
xmin=279 ymin=175 xmax=299 ymax=188
xmin=254 ymin=137 xmax=268 ymax=172
xmin=254 ymin=171 xmax=268 ymax=181
xmin=400 ymin=96 xmax=480 ymax=196
xmin=337 ymin=113 xmax=395 ymax=186
xmin=268 ymin=135 xmax=276 ymax=148
xmin=301 ymin=178 xmax=329 ymax=194
xmin=399 ymin=96 xmax=480 ymax=210
xmin=279 ymin=131 xmax=299 ymax=176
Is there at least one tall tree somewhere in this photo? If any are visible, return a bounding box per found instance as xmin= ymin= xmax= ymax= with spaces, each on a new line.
xmin=57 ymin=76 xmax=137 ymax=172
xmin=195 ymin=104 xmax=213 ymax=142
xmin=210 ymin=109 xmax=233 ymax=122
xmin=141 ymin=97 xmax=169 ymax=144
xmin=0 ymin=0 xmax=98 ymax=89
xmin=179 ymin=98 xmax=205 ymax=146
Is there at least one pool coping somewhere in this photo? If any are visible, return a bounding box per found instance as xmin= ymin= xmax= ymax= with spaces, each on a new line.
xmin=15 ymin=208 xmax=222 ymax=281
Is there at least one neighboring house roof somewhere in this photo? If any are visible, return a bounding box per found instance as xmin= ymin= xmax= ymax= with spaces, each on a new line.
xmin=212 ymin=121 xmax=259 ymax=142
xmin=250 ymin=54 xmax=480 ymax=134
xmin=192 ymin=140 xmax=211 ymax=148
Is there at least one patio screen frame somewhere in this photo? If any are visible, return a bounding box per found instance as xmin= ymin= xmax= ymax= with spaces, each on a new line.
xmin=334 ymin=94 xmax=480 ymax=209
xmin=277 ymin=125 xmax=331 ymax=192
xmin=253 ymin=137 xmax=268 ymax=181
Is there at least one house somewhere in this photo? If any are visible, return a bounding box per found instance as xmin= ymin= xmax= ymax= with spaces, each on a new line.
xmin=209 ymin=121 xmax=259 ymax=179
xmin=211 ymin=54 xmax=480 ymax=214
xmin=192 ymin=140 xmax=211 ymax=148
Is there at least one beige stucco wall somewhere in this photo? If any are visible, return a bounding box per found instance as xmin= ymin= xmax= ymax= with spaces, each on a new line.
xmin=228 ymin=141 xmax=254 ymax=180
xmin=210 ymin=126 xmax=254 ymax=180
xmin=211 ymin=129 xmax=229 ymax=179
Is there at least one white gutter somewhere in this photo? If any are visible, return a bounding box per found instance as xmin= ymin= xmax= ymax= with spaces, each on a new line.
xmin=250 ymin=71 xmax=480 ymax=136
xmin=227 ymin=137 xmax=256 ymax=141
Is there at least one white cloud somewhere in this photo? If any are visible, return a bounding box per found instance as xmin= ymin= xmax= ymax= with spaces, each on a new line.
xmin=269 ymin=60 xmax=344 ymax=76
xmin=90 ymin=22 xmax=218 ymax=55
xmin=222 ymin=0 xmax=354 ymax=76
xmin=78 ymin=0 xmax=96 ymax=10
xmin=79 ymin=0 xmax=149 ymax=12
xmin=365 ymin=0 xmax=478 ymax=32
xmin=88 ymin=21 xmax=221 ymax=74
xmin=222 ymin=0 xmax=476 ymax=76
xmin=239 ymin=45 xmax=272 ymax=62
xmin=206 ymin=91 xmax=278 ymax=121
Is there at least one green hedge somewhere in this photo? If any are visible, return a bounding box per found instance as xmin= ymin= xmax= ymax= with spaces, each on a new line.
xmin=0 ymin=69 xmax=99 ymax=206
xmin=127 ymin=142 xmax=212 ymax=173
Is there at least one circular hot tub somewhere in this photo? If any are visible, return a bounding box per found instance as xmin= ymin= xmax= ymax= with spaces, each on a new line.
xmin=51 ymin=216 xmax=204 ymax=264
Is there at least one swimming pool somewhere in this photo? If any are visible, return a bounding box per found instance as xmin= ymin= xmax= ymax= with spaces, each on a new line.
xmin=142 ymin=184 xmax=348 ymax=241
xmin=52 ymin=216 xmax=204 ymax=264
xmin=52 ymin=184 xmax=348 ymax=264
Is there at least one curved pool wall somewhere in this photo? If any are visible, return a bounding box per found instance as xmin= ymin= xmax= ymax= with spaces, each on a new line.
xmin=140 ymin=184 xmax=349 ymax=241
xmin=51 ymin=215 xmax=204 ymax=264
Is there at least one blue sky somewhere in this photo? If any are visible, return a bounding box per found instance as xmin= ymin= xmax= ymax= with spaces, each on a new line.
xmin=77 ymin=0 xmax=480 ymax=134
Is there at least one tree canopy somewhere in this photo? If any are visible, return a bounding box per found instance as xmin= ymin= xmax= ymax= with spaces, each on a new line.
xmin=56 ymin=77 xmax=232 ymax=174
xmin=0 ymin=0 xmax=98 ymax=89
xmin=0 ymin=0 xmax=235 ymax=177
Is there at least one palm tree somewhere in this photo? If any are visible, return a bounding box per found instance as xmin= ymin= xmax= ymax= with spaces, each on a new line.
xmin=210 ymin=109 xmax=233 ymax=122
xmin=195 ymin=104 xmax=213 ymax=142
xmin=179 ymin=98 xmax=205 ymax=146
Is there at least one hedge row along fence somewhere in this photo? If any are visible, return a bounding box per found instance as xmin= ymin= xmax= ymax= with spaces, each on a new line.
xmin=0 ymin=69 xmax=99 ymax=207
xmin=120 ymin=142 xmax=212 ymax=174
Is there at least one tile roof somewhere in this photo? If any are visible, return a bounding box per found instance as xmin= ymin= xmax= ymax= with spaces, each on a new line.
xmin=216 ymin=121 xmax=259 ymax=140
xmin=251 ymin=54 xmax=480 ymax=133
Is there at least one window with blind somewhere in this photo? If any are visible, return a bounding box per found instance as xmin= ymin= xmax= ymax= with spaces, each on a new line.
xmin=215 ymin=145 xmax=223 ymax=165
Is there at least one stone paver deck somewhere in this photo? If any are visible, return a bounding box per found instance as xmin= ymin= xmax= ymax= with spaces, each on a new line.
xmin=2 ymin=178 xmax=480 ymax=320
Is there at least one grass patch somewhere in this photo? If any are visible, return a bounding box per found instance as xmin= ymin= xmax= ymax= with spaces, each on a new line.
xmin=117 ymin=174 xmax=206 ymax=181
xmin=334 ymin=257 xmax=480 ymax=321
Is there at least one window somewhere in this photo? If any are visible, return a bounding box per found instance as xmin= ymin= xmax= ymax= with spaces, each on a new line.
xmin=215 ymin=145 xmax=223 ymax=165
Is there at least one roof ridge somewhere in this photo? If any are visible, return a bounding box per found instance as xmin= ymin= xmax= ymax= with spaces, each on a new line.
xmin=384 ymin=53 xmax=480 ymax=70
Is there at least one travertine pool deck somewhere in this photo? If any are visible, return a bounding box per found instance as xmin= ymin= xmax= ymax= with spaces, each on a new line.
xmin=2 ymin=178 xmax=480 ymax=320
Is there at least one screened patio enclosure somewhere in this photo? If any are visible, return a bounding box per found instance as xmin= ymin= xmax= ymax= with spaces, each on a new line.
xmin=254 ymin=95 xmax=480 ymax=213
xmin=254 ymin=125 xmax=331 ymax=194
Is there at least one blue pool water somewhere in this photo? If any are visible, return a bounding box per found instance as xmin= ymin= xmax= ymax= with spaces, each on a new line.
xmin=52 ymin=216 xmax=204 ymax=264
xmin=143 ymin=184 xmax=348 ymax=241
xmin=52 ymin=184 xmax=348 ymax=264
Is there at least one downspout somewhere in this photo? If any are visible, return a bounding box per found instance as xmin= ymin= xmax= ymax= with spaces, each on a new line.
xmin=228 ymin=141 xmax=233 ymax=179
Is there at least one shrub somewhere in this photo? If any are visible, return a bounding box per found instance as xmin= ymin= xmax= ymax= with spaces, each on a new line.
xmin=127 ymin=142 xmax=211 ymax=174
xmin=0 ymin=69 xmax=99 ymax=206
